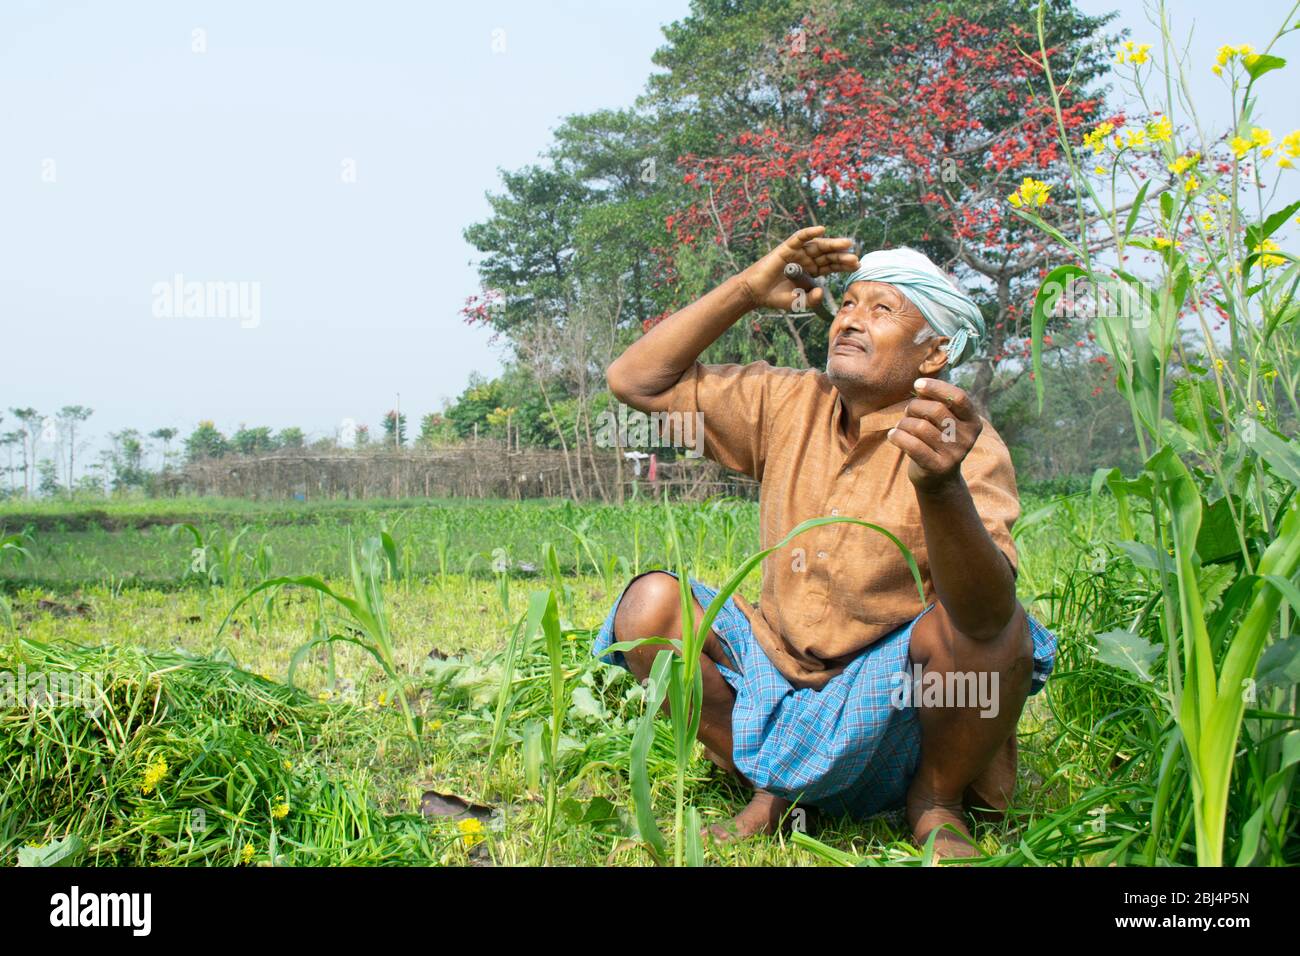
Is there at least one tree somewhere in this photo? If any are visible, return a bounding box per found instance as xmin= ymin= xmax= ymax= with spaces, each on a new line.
xmin=58 ymin=405 xmax=94 ymax=490
xmin=463 ymin=166 xmax=590 ymax=332
xmin=381 ymin=410 xmax=407 ymax=447
xmin=416 ymin=412 xmax=457 ymax=448
xmin=231 ymin=426 xmax=276 ymax=456
xmin=276 ymin=426 xmax=305 ymax=449
xmin=9 ymin=408 xmax=39 ymax=496
xmin=106 ymin=429 xmax=147 ymax=491
xmin=185 ymin=421 xmax=229 ymax=461
xmin=149 ymin=427 xmax=179 ymax=469
xmin=37 ymin=458 xmax=60 ymax=498
xmin=0 ymin=430 xmax=20 ymax=496
xmin=443 ymin=375 xmax=506 ymax=440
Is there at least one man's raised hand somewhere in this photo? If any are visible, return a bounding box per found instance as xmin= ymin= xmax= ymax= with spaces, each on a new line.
xmin=739 ymin=226 xmax=859 ymax=313
xmin=887 ymin=378 xmax=982 ymax=493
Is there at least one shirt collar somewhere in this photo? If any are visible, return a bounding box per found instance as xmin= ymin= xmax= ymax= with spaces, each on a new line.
xmin=830 ymin=392 xmax=912 ymax=447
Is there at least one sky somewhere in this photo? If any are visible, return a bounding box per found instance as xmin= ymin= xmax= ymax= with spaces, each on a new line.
xmin=2 ymin=0 xmax=1297 ymax=464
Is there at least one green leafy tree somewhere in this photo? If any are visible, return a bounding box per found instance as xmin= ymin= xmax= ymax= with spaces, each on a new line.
xmin=381 ymin=411 xmax=407 ymax=447
xmin=149 ymin=427 xmax=178 ymax=470
xmin=37 ymin=458 xmax=60 ymax=497
xmin=231 ymin=426 xmax=277 ymax=456
xmin=58 ymin=405 xmax=94 ymax=490
xmin=106 ymin=429 xmax=147 ymax=491
xmin=416 ymin=412 xmax=458 ymax=447
xmin=185 ymin=421 xmax=229 ymax=461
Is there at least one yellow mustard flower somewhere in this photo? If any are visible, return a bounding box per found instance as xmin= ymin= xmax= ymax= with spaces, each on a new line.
xmin=458 ymin=817 xmax=485 ymax=848
xmin=1116 ymin=41 xmax=1152 ymax=65
xmin=1253 ymin=238 xmax=1286 ymax=269
xmin=1256 ymin=401 xmax=1267 ymax=415
xmin=1152 ymin=235 xmax=1183 ymax=250
xmin=1008 ymin=177 xmax=1052 ymax=208
xmin=272 ymin=799 xmax=290 ymax=820
xmin=1231 ymin=136 xmax=1252 ymax=158
xmin=1215 ymin=43 xmax=1256 ymax=74
xmin=1146 ymin=116 xmax=1172 ymax=143
xmin=141 ymin=756 xmax=168 ymax=795
xmin=241 ymin=843 xmax=255 ymax=865
xmin=1082 ymin=121 xmax=1114 ymax=155
xmin=1168 ymin=152 xmax=1200 ymax=175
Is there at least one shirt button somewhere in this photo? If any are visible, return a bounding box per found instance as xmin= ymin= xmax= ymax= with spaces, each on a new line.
xmin=830 ymin=508 xmax=839 ymax=516
xmin=817 ymin=551 xmax=828 ymax=559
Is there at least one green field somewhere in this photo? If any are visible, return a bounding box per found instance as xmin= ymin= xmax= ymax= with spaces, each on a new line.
xmin=0 ymin=491 xmax=1292 ymax=866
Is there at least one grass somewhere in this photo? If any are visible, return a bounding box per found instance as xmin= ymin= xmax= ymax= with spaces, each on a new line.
xmin=0 ymin=491 xmax=1294 ymax=866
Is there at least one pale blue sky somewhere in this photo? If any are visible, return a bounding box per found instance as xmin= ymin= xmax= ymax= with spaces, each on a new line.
xmin=2 ymin=0 xmax=1296 ymax=461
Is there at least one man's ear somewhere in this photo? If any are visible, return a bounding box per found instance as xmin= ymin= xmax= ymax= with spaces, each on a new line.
xmin=919 ymin=337 xmax=951 ymax=377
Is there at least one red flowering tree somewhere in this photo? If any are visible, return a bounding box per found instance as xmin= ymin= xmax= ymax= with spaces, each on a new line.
xmin=658 ymin=8 xmax=1119 ymax=411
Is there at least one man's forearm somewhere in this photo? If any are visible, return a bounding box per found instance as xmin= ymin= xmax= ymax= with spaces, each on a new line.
xmin=915 ymin=476 xmax=1017 ymax=640
xmin=606 ymin=274 xmax=755 ymax=411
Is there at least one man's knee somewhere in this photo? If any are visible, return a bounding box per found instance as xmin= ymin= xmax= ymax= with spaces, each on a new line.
xmin=912 ymin=601 xmax=1033 ymax=690
xmin=615 ymin=572 xmax=683 ymax=673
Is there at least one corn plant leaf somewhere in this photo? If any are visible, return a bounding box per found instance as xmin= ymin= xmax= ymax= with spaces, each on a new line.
xmin=1011 ymin=499 xmax=1060 ymax=540
xmin=1233 ymin=730 xmax=1300 ymax=865
xmin=485 ymin=613 xmax=529 ymax=781
xmin=685 ymin=806 xmax=703 ymax=867
xmin=522 ymin=719 xmax=544 ymax=791
xmin=1202 ymin=499 xmax=1300 ymax=864
xmin=286 ymin=632 xmax=381 ymax=690
xmin=1257 ymin=634 xmax=1300 ymax=691
xmin=630 ymin=649 xmax=673 ymax=864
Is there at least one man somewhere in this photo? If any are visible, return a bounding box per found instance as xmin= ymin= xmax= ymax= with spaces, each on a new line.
xmin=595 ymin=226 xmax=1057 ymax=857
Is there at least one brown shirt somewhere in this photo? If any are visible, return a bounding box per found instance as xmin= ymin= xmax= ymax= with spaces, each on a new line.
xmin=667 ymin=360 xmax=1021 ymax=690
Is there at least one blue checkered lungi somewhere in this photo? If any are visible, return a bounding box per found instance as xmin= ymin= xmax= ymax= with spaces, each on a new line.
xmin=592 ymin=574 xmax=1058 ymax=820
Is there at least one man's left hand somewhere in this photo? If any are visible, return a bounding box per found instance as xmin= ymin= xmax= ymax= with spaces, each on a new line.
xmin=887 ymin=378 xmax=982 ymax=492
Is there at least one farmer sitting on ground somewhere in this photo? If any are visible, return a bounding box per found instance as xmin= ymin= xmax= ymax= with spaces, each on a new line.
xmin=594 ymin=227 xmax=1057 ymax=856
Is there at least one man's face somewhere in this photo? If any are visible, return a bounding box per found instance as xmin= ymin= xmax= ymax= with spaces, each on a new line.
xmin=825 ymin=280 xmax=944 ymax=401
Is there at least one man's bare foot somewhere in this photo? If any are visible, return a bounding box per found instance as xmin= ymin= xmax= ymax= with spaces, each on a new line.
xmin=704 ymin=790 xmax=791 ymax=843
xmin=907 ymin=788 xmax=980 ymax=860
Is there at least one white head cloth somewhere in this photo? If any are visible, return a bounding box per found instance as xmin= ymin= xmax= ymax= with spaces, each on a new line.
xmin=842 ymin=247 xmax=985 ymax=368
